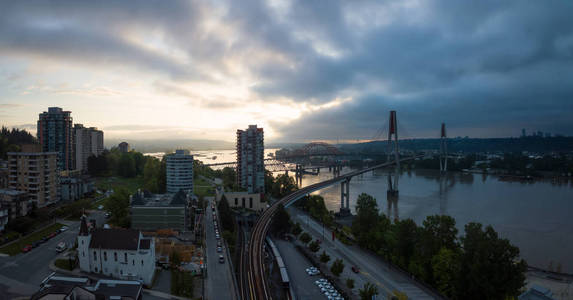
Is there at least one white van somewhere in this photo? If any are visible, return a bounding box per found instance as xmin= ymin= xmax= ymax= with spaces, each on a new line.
xmin=56 ymin=242 xmax=67 ymax=253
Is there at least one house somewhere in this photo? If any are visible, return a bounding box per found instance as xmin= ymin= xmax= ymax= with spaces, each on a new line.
xmin=32 ymin=274 xmax=143 ymax=300
xmin=77 ymin=216 xmax=155 ymax=285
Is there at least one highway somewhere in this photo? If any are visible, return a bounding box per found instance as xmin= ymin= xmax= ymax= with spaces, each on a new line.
xmin=245 ymin=156 xmax=420 ymax=300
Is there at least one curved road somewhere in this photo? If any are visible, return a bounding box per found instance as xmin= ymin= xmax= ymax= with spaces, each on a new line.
xmin=245 ymin=156 xmax=420 ymax=300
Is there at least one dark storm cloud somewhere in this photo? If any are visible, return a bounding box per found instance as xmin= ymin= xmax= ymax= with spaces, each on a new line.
xmin=1 ymin=0 xmax=573 ymax=139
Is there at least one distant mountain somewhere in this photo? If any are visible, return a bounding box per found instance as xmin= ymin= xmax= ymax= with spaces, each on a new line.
xmin=339 ymin=136 xmax=573 ymax=154
xmin=104 ymin=139 xmax=234 ymax=152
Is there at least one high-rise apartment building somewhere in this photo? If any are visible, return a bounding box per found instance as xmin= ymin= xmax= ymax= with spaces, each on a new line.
xmin=37 ymin=107 xmax=74 ymax=170
xmin=236 ymin=125 xmax=265 ymax=194
xmin=118 ymin=142 xmax=130 ymax=153
xmin=166 ymin=150 xmax=194 ymax=194
xmin=7 ymin=151 xmax=59 ymax=207
xmin=74 ymin=124 xmax=104 ymax=172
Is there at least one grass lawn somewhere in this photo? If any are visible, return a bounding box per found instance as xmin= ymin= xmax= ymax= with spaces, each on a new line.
xmin=0 ymin=223 xmax=64 ymax=255
xmin=194 ymin=177 xmax=215 ymax=197
xmin=54 ymin=258 xmax=76 ymax=271
xmin=95 ymin=176 xmax=144 ymax=194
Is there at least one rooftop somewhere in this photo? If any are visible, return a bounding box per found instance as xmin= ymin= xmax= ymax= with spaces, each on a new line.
xmin=131 ymin=190 xmax=188 ymax=207
xmin=89 ymin=228 xmax=144 ymax=251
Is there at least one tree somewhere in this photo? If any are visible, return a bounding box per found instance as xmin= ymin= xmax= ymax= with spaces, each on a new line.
xmin=271 ymin=204 xmax=291 ymax=234
xmin=352 ymin=193 xmax=379 ymax=246
xmin=218 ymin=195 xmax=235 ymax=232
xmin=330 ymin=259 xmax=345 ymax=277
xmin=417 ymin=215 xmax=459 ymax=283
xmin=292 ymin=222 xmax=302 ymax=236
xmin=320 ymin=251 xmax=331 ymax=263
xmin=271 ymin=174 xmax=297 ymax=198
xmin=393 ymin=218 xmax=419 ymax=269
xmin=431 ymin=247 xmax=460 ymax=298
xmin=309 ymin=240 xmax=320 ymax=252
xmin=457 ymin=222 xmax=527 ymax=300
xmin=300 ymin=232 xmax=312 ymax=244
xmin=104 ymin=188 xmax=131 ymax=228
xmin=359 ymin=282 xmax=379 ymax=300
xmin=143 ymin=158 xmax=161 ymax=192
xmin=346 ymin=278 xmax=355 ymax=289
xmin=221 ymin=167 xmax=237 ymax=190
xmin=117 ymin=153 xmax=136 ymax=177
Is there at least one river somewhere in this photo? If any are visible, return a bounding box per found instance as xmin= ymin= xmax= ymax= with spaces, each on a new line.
xmin=146 ymin=149 xmax=573 ymax=273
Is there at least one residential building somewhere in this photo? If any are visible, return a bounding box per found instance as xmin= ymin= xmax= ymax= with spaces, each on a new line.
xmin=0 ymin=165 xmax=7 ymax=189
xmin=118 ymin=142 xmax=130 ymax=153
xmin=130 ymin=190 xmax=189 ymax=232
xmin=77 ymin=216 xmax=155 ymax=285
xmin=32 ymin=274 xmax=143 ymax=300
xmin=7 ymin=151 xmax=59 ymax=207
xmin=236 ymin=125 xmax=265 ymax=194
xmin=0 ymin=206 xmax=8 ymax=232
xmin=166 ymin=149 xmax=194 ymax=194
xmin=217 ymin=190 xmax=266 ymax=212
xmin=74 ymin=124 xmax=104 ymax=172
xmin=37 ymin=107 xmax=74 ymax=170
xmin=61 ymin=175 xmax=95 ymax=202
xmin=0 ymin=189 xmax=30 ymax=219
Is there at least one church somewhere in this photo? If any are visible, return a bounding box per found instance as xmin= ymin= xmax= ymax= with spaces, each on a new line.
xmin=77 ymin=216 xmax=155 ymax=285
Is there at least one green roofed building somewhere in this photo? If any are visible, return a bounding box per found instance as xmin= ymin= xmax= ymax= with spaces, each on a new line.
xmin=130 ymin=190 xmax=190 ymax=232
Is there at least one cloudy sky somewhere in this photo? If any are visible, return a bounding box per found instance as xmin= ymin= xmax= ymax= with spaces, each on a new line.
xmin=1 ymin=0 xmax=572 ymax=143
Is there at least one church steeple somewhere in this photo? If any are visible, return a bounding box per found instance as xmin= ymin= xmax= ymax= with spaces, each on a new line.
xmin=79 ymin=215 xmax=89 ymax=236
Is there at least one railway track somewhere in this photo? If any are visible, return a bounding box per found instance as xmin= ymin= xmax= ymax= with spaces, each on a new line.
xmin=243 ymin=156 xmax=420 ymax=299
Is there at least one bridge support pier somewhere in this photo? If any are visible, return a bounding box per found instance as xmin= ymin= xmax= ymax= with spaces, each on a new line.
xmin=339 ymin=178 xmax=351 ymax=216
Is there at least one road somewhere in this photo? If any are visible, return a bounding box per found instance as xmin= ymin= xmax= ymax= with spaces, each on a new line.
xmin=204 ymin=197 xmax=236 ymax=300
xmin=273 ymin=238 xmax=326 ymax=300
xmin=0 ymin=219 xmax=79 ymax=299
xmin=290 ymin=207 xmax=440 ymax=299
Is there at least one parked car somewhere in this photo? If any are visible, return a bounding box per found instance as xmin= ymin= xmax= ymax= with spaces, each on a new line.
xmin=21 ymin=245 xmax=33 ymax=253
xmin=56 ymin=242 xmax=67 ymax=253
xmin=217 ymin=246 xmax=222 ymax=253
xmin=215 ymin=234 xmax=220 ymax=239
xmin=49 ymin=232 xmax=57 ymax=238
xmin=32 ymin=241 xmax=41 ymax=248
xmin=218 ymin=255 xmax=225 ymax=263
xmin=59 ymin=226 xmax=69 ymax=232
xmin=351 ymin=265 xmax=360 ymax=273
xmin=98 ymin=205 xmax=104 ymax=210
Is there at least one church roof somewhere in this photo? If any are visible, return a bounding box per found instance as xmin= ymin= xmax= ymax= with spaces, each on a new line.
xmin=89 ymin=229 xmax=141 ymax=250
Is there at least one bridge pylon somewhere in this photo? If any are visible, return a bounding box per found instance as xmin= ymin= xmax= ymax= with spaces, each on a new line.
xmin=339 ymin=178 xmax=351 ymax=216
xmin=387 ymin=110 xmax=400 ymax=196
xmin=440 ymin=122 xmax=448 ymax=173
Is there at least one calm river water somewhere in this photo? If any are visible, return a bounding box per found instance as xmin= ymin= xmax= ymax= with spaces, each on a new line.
xmin=149 ymin=149 xmax=573 ymax=272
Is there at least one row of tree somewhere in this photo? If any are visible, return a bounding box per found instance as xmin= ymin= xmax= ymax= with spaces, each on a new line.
xmin=265 ymin=171 xmax=298 ymax=200
xmin=0 ymin=126 xmax=37 ymax=159
xmin=294 ymin=195 xmax=333 ymax=227
xmin=352 ymin=193 xmax=527 ymax=299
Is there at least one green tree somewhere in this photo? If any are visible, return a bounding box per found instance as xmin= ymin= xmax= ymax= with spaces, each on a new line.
xmin=271 ymin=204 xmax=291 ymax=234
xmin=292 ymin=222 xmax=302 ymax=236
xmin=221 ymin=167 xmax=237 ymax=190
xmin=330 ymin=259 xmax=345 ymax=277
xmin=271 ymin=174 xmax=297 ymax=198
xmin=346 ymin=278 xmax=355 ymax=289
xmin=320 ymin=251 xmax=330 ymax=263
xmin=417 ymin=215 xmax=459 ymax=283
xmin=431 ymin=247 xmax=461 ymax=298
xmin=104 ymin=188 xmax=131 ymax=228
xmin=309 ymin=240 xmax=320 ymax=252
xmin=218 ymin=195 xmax=235 ymax=232
xmin=117 ymin=153 xmax=136 ymax=177
xmin=352 ymin=193 xmax=379 ymax=246
xmin=392 ymin=218 xmax=419 ymax=268
xmin=359 ymin=282 xmax=379 ymax=300
xmin=143 ymin=158 xmax=161 ymax=192
xmin=299 ymin=232 xmax=312 ymax=244
xmin=457 ymin=222 xmax=527 ymax=300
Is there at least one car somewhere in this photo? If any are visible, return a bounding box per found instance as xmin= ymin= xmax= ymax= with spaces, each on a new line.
xmin=104 ymin=212 xmax=111 ymax=218
xmin=218 ymin=255 xmax=225 ymax=263
xmin=56 ymin=242 xmax=67 ymax=253
xmin=351 ymin=265 xmax=360 ymax=273
xmin=21 ymin=245 xmax=33 ymax=253
xmin=217 ymin=246 xmax=222 ymax=253
xmin=32 ymin=241 xmax=41 ymax=248
xmin=98 ymin=205 xmax=104 ymax=210
xmin=59 ymin=226 xmax=69 ymax=232
xmin=217 ymin=241 xmax=222 ymax=247
xmin=49 ymin=232 xmax=57 ymax=238
xmin=40 ymin=237 xmax=48 ymax=243
xmin=215 ymin=234 xmax=220 ymax=239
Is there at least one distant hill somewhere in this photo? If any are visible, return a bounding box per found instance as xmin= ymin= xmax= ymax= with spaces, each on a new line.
xmin=104 ymin=138 xmax=234 ymax=152
xmin=339 ymin=136 xmax=573 ymax=154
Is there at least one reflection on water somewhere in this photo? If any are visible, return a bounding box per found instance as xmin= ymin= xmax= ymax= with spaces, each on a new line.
xmin=297 ymin=167 xmax=573 ymax=273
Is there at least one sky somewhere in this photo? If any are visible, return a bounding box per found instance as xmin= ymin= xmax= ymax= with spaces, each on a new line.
xmin=1 ymin=0 xmax=573 ymax=143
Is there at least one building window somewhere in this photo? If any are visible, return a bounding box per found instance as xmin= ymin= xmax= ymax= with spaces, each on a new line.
xmin=125 ymin=253 xmax=128 ymax=262
xmin=104 ymin=252 xmax=107 ymax=261
xmin=95 ymin=267 xmax=98 ymax=272
xmin=249 ymin=197 xmax=253 ymax=208
xmin=93 ymin=251 xmax=97 ymax=261
xmin=132 ymin=260 xmax=135 ymax=266
xmin=242 ymin=198 xmax=245 ymax=207
xmin=235 ymin=198 xmax=238 ymax=205
xmin=141 ymin=260 xmax=144 ymax=266
xmin=114 ymin=252 xmax=117 ymax=262
xmin=82 ymin=251 xmax=85 ymax=257
xmin=81 ymin=240 xmax=84 ymax=245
